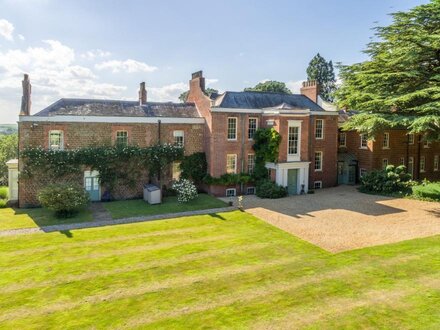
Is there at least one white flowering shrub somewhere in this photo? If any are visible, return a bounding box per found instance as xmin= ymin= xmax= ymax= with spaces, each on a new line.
xmin=172 ymin=179 xmax=198 ymax=203
xmin=38 ymin=184 xmax=90 ymax=218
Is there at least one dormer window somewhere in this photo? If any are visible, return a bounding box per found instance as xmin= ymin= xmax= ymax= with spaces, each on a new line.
xmin=49 ymin=130 xmax=64 ymax=151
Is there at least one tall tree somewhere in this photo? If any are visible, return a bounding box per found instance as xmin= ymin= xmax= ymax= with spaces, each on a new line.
xmin=244 ymin=81 xmax=292 ymax=94
xmin=0 ymin=133 xmax=18 ymax=185
xmin=306 ymin=53 xmax=336 ymax=102
xmin=178 ymin=88 xmax=219 ymax=102
xmin=336 ymin=0 xmax=440 ymax=140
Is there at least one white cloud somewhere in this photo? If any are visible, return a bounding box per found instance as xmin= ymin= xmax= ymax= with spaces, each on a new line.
xmin=0 ymin=19 xmax=14 ymax=41
xmin=80 ymin=49 xmax=111 ymax=60
xmin=18 ymin=34 xmax=25 ymax=41
xmin=286 ymin=80 xmax=304 ymax=94
xmin=206 ymin=78 xmax=219 ymax=86
xmin=149 ymin=82 xmax=187 ymax=102
xmin=95 ymin=59 xmax=158 ymax=73
xmin=0 ymin=39 xmax=128 ymax=121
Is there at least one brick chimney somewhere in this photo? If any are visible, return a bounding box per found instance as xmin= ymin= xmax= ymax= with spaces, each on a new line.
xmin=189 ymin=70 xmax=205 ymax=94
xmin=20 ymin=74 xmax=31 ymax=116
xmin=139 ymin=82 xmax=147 ymax=105
xmin=300 ymin=80 xmax=319 ymax=103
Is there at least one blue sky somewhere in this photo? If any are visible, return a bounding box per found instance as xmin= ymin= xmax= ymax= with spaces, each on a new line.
xmin=0 ymin=0 xmax=428 ymax=123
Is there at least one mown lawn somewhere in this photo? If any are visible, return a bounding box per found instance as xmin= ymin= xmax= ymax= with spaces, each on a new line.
xmin=0 ymin=211 xmax=439 ymax=329
xmin=0 ymin=207 xmax=92 ymax=231
xmin=103 ymin=193 xmax=228 ymax=219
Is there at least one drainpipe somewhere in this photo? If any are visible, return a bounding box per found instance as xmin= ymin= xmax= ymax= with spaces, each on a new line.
xmin=240 ymin=114 xmax=246 ymax=194
xmin=416 ymin=134 xmax=421 ymax=180
xmin=157 ymin=119 xmax=161 ymax=144
xmin=405 ymin=134 xmax=409 ymax=169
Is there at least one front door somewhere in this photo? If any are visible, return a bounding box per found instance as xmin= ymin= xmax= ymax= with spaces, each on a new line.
xmin=287 ymin=169 xmax=298 ymax=195
xmin=337 ymin=162 xmax=345 ymax=184
xmin=348 ymin=166 xmax=356 ymax=184
xmin=84 ymin=171 xmax=100 ymax=201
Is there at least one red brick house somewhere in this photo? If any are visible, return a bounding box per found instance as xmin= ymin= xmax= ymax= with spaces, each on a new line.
xmin=187 ymin=72 xmax=339 ymax=197
xmin=16 ymin=72 xmax=339 ymax=206
xmin=338 ymin=110 xmax=440 ymax=183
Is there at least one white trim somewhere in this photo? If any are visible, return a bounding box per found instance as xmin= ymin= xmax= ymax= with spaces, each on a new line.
xmin=246 ymin=187 xmax=256 ymax=195
xmin=360 ymin=134 xmax=368 ymax=149
xmin=315 ymin=119 xmax=324 ymax=140
xmin=49 ymin=130 xmax=64 ymax=151
xmin=20 ymin=115 xmax=205 ymax=124
xmin=420 ymin=156 xmax=426 ymax=172
xmin=227 ymin=117 xmax=238 ymax=141
xmin=287 ymin=120 xmax=301 ymax=162
xmin=173 ymin=130 xmax=184 ymax=147
xmin=383 ymin=132 xmax=390 ymax=149
xmin=313 ymin=181 xmax=322 ymax=189
xmin=434 ymin=155 xmax=439 ymax=171
xmin=314 ymin=151 xmax=323 ymax=172
xmin=248 ymin=117 xmax=258 ymax=140
xmin=225 ymin=188 xmax=236 ymax=197
xmin=265 ymin=161 xmax=310 ymax=194
xmin=339 ymin=132 xmax=347 ymax=147
xmin=226 ymin=154 xmax=237 ymax=174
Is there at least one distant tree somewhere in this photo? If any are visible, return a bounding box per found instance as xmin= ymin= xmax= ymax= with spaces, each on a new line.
xmin=335 ymin=0 xmax=440 ymax=140
xmin=178 ymin=88 xmax=219 ymax=102
xmin=306 ymin=53 xmax=337 ymax=102
xmin=0 ymin=133 xmax=18 ymax=185
xmin=244 ymin=81 xmax=292 ymax=94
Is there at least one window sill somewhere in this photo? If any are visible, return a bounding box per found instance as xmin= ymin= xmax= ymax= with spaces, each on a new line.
xmin=227 ymin=139 xmax=237 ymax=142
xmin=359 ymin=147 xmax=368 ymax=150
xmin=382 ymin=147 xmax=390 ymax=150
xmin=314 ymin=169 xmax=323 ymax=172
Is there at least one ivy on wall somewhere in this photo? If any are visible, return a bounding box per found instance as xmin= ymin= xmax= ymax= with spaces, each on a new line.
xmin=252 ymin=128 xmax=282 ymax=179
xmin=21 ymin=144 xmax=184 ymax=191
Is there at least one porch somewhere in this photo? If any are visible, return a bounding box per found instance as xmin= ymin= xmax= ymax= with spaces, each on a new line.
xmin=265 ymin=161 xmax=310 ymax=195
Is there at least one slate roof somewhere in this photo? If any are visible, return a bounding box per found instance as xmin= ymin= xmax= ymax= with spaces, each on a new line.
xmin=211 ymin=91 xmax=325 ymax=111
xmin=338 ymin=109 xmax=358 ymax=124
xmin=33 ymin=98 xmax=200 ymax=118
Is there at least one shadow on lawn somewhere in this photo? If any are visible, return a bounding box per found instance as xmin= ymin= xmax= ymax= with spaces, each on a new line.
xmin=241 ymin=185 xmax=407 ymax=219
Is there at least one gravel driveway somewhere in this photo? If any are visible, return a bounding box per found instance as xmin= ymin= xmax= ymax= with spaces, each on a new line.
xmin=235 ymin=185 xmax=440 ymax=253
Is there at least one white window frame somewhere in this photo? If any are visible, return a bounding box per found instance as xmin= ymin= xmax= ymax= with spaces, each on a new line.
xmin=314 ymin=151 xmax=323 ymax=172
xmin=360 ymin=168 xmax=367 ymax=178
xmin=434 ymin=155 xmax=439 ymax=172
xmin=382 ymin=158 xmax=389 ymax=169
xmin=227 ymin=117 xmax=237 ymax=141
xmin=49 ymin=130 xmax=64 ymax=151
xmin=399 ymin=157 xmax=405 ymax=166
xmin=248 ymin=117 xmax=258 ymax=140
xmin=247 ymin=154 xmax=255 ymax=174
xmin=360 ymin=134 xmax=368 ymax=149
xmin=246 ymin=187 xmax=256 ymax=195
xmin=115 ymin=130 xmax=128 ymax=147
xmin=226 ymin=188 xmax=236 ymax=197
xmin=287 ymin=120 xmax=301 ymax=161
xmin=339 ymin=132 xmax=346 ymax=147
xmin=423 ymin=140 xmax=430 ymax=148
xmin=383 ymin=132 xmax=390 ymax=149
xmin=313 ymin=181 xmax=322 ymax=189
xmin=408 ymin=134 xmax=415 ymax=145
xmin=408 ymin=157 xmax=414 ymax=177
xmin=173 ymin=130 xmax=184 ymax=147
xmin=420 ymin=156 xmax=426 ymax=172
xmin=226 ymin=154 xmax=237 ymax=174
xmin=315 ymin=119 xmax=324 ymax=139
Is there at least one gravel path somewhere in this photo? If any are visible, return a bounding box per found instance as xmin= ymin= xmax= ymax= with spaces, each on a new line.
xmin=226 ymin=185 xmax=440 ymax=253
xmin=0 ymin=206 xmax=236 ymax=237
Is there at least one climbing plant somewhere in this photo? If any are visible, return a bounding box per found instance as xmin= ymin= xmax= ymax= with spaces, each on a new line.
xmin=21 ymin=144 xmax=183 ymax=192
xmin=252 ymin=128 xmax=282 ymax=180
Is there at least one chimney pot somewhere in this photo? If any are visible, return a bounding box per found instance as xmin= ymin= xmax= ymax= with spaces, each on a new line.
xmin=300 ymin=80 xmax=319 ymax=103
xmin=20 ymin=74 xmax=31 ymax=116
xmin=190 ymin=70 xmax=205 ymax=93
xmin=139 ymin=82 xmax=147 ymax=105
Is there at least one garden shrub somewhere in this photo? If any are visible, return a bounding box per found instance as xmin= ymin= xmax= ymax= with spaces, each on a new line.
xmin=412 ymin=182 xmax=440 ymax=201
xmin=180 ymin=152 xmax=207 ymax=184
xmin=0 ymin=198 xmax=7 ymax=208
xmin=360 ymin=165 xmax=413 ymax=195
xmin=172 ymin=179 xmax=198 ymax=203
xmin=0 ymin=186 xmax=8 ymax=199
xmin=38 ymin=183 xmax=90 ymax=218
xmin=256 ymin=180 xmax=287 ymax=199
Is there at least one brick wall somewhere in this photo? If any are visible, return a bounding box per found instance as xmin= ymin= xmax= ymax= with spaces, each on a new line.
xmin=18 ymin=121 xmax=204 ymax=206
xmin=341 ymin=129 xmax=440 ymax=181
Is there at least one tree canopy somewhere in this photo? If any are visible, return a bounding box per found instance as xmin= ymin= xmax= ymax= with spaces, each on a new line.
xmin=178 ymin=88 xmax=219 ymax=102
xmin=244 ymin=81 xmax=292 ymax=94
xmin=0 ymin=133 xmax=18 ymax=185
xmin=306 ymin=53 xmax=336 ymax=101
xmin=335 ymin=0 xmax=440 ymax=140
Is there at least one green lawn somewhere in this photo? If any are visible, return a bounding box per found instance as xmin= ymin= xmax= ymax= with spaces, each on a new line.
xmin=103 ymin=193 xmax=228 ymax=219
xmin=0 ymin=210 xmax=438 ymax=329
xmin=412 ymin=182 xmax=440 ymax=201
xmin=0 ymin=207 xmax=92 ymax=231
